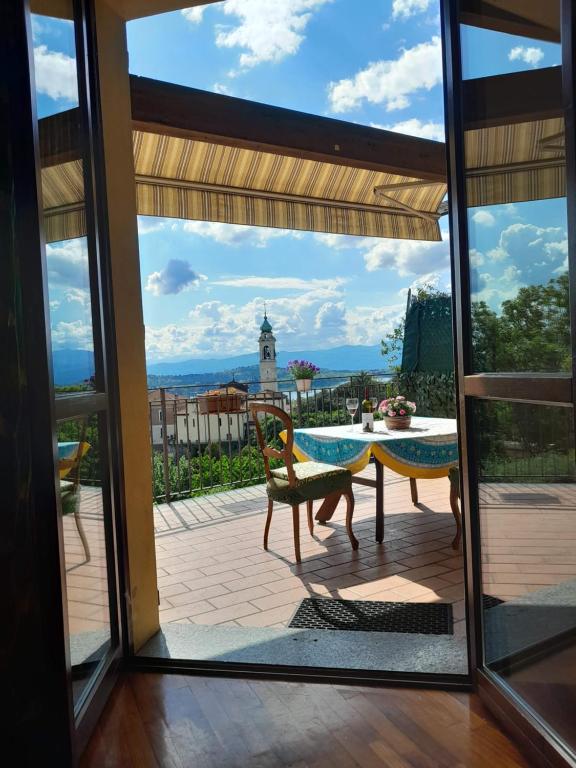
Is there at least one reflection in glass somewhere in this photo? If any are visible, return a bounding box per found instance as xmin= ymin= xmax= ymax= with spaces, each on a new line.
xmin=31 ymin=9 xmax=95 ymax=389
xmin=460 ymin=23 xmax=561 ymax=80
xmin=461 ymin=0 xmax=569 ymax=373
xmin=58 ymin=415 xmax=111 ymax=709
xmin=473 ymin=400 xmax=576 ymax=752
xmin=468 ymin=200 xmax=570 ymax=372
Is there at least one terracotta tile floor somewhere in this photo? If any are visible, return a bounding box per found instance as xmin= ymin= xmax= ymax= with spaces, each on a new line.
xmin=61 ymin=469 xmax=576 ymax=645
xmin=153 ymin=464 xmax=468 ymax=634
xmin=62 ymin=488 xmax=111 ymax=636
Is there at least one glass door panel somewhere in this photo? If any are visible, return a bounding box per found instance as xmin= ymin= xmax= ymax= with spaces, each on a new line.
xmin=443 ymin=0 xmax=576 ymax=760
xmin=29 ymin=0 xmax=122 ymax=724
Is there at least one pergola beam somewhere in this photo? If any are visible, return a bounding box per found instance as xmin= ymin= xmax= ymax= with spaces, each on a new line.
xmin=129 ymin=76 xmax=447 ymax=182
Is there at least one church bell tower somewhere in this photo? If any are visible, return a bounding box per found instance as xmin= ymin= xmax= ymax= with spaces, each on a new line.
xmin=258 ymin=309 xmax=278 ymax=390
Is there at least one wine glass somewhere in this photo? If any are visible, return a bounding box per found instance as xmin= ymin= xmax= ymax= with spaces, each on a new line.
xmin=370 ymin=397 xmax=379 ymax=412
xmin=346 ymin=397 xmax=359 ymax=430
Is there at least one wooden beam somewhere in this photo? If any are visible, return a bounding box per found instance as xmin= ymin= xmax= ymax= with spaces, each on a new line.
xmin=129 ymin=75 xmax=447 ymax=182
xmin=460 ymin=0 xmax=559 ymax=43
xmin=463 ymin=67 xmax=562 ymax=130
xmin=38 ymin=108 xmax=80 ymax=167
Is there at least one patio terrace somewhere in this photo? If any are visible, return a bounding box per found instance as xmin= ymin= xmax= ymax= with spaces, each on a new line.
xmin=64 ymin=466 xmax=576 ymax=643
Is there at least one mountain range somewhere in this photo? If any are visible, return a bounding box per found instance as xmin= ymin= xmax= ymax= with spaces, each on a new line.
xmin=147 ymin=344 xmax=389 ymax=376
xmin=52 ymin=344 xmax=395 ymax=386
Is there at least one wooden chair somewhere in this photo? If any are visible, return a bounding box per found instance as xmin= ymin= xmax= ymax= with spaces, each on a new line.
xmin=448 ymin=466 xmax=462 ymax=550
xmin=250 ymin=403 xmax=358 ymax=563
xmin=59 ymin=428 xmax=91 ymax=564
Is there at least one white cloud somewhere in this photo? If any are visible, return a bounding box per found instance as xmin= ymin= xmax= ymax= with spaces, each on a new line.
xmin=472 ymin=222 xmax=568 ymax=309
xmin=313 ymin=233 xmax=364 ymax=249
xmin=327 ymin=36 xmax=442 ymax=113
xmin=472 ymin=210 xmax=496 ymax=227
xmin=181 ymin=6 xmax=205 ymax=24
xmin=145 ymin=287 xmax=404 ymax=361
xmin=392 ymin=0 xmax=432 ymax=19
xmin=371 ymin=118 xmax=445 ymax=142
xmin=64 ymin=287 xmax=90 ymax=307
xmin=508 ymin=46 xmax=544 ymax=68
xmin=46 ymin=240 xmax=88 ymax=288
xmin=213 ymin=82 xmax=230 ymax=94
xmin=51 ymin=320 xmax=93 ymax=350
xmin=360 ymin=230 xmax=450 ymax=276
xmin=33 ymin=45 xmax=78 ymax=103
xmin=138 ymin=217 xmax=170 ymax=236
xmin=146 ymin=259 xmax=206 ymax=296
xmin=182 ymin=221 xmax=300 ymax=247
xmin=215 ymin=0 xmax=331 ymax=70
xmin=49 ymin=300 xmax=61 ymax=311
xmin=469 ymin=248 xmax=484 ymax=267
xmin=213 ymin=276 xmax=346 ymax=291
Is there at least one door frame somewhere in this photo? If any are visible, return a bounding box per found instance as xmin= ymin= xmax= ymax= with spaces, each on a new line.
xmin=440 ymin=1 xmax=576 ymax=765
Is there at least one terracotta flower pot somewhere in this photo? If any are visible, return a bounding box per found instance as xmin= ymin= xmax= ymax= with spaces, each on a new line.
xmin=384 ymin=415 xmax=412 ymax=430
xmin=296 ymin=378 xmax=312 ymax=392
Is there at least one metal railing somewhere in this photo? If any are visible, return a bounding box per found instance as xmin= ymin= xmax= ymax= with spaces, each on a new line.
xmin=148 ymin=373 xmax=397 ymax=503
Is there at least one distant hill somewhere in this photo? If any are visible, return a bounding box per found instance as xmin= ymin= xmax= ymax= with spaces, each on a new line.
xmin=50 ymin=344 xmax=396 ymax=388
xmin=147 ymin=344 xmax=391 ymax=377
xmin=53 ymin=349 xmax=94 ymax=385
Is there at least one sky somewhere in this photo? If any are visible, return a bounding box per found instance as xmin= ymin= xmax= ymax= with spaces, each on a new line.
xmin=31 ymin=1 xmax=565 ymax=366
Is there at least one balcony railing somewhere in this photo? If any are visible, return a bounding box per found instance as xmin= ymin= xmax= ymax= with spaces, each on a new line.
xmin=148 ymin=373 xmax=398 ymax=503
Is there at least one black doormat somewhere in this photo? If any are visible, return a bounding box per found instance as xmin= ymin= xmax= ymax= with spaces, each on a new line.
xmin=482 ymin=594 xmax=504 ymax=611
xmin=289 ymin=598 xmax=453 ymax=635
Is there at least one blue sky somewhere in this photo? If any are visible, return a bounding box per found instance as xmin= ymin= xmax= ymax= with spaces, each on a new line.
xmin=32 ymin=1 xmax=565 ymax=365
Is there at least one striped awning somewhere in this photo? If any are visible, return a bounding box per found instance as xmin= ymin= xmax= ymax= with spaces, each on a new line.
xmin=465 ymin=117 xmax=565 ymax=207
xmin=41 ymin=129 xmax=446 ymax=244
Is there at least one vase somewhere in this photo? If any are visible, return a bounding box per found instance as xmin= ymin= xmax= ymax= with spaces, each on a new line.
xmin=296 ymin=378 xmax=312 ymax=392
xmin=384 ymin=415 xmax=412 ymax=430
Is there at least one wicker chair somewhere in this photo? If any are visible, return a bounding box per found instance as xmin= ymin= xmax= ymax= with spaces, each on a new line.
xmin=250 ymin=403 xmax=358 ymax=563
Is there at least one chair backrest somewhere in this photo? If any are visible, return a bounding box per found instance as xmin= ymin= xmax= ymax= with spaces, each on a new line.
xmin=59 ymin=421 xmax=89 ymax=489
xmin=249 ymin=403 xmax=297 ymax=486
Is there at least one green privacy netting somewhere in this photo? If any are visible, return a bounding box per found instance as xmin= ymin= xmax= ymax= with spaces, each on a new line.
xmin=401 ymin=293 xmax=454 ymax=373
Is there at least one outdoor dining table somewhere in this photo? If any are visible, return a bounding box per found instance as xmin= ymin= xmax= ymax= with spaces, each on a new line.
xmin=283 ymin=416 xmax=458 ymax=542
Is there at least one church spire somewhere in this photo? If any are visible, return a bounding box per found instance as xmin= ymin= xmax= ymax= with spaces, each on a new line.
xmin=258 ymin=308 xmax=278 ymax=390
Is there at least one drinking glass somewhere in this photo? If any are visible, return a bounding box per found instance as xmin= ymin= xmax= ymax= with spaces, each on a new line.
xmin=370 ymin=397 xmax=379 ymax=412
xmin=346 ymin=397 xmax=359 ymax=430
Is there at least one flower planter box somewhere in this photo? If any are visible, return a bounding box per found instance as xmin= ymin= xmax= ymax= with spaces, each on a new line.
xmin=197 ymin=393 xmax=245 ymax=414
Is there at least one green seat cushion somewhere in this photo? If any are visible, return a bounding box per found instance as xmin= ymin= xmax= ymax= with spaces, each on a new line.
xmin=60 ymin=480 xmax=78 ymax=515
xmin=267 ymin=461 xmax=352 ymax=505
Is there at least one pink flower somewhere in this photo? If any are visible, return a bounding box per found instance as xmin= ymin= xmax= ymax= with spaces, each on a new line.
xmin=388 ymin=410 xmax=395 ymax=417
xmin=396 ymin=395 xmax=405 ymax=401
xmin=399 ymin=409 xmax=406 ymax=415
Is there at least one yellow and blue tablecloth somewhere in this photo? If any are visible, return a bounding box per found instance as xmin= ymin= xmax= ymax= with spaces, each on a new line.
xmin=284 ymin=417 xmax=458 ymax=479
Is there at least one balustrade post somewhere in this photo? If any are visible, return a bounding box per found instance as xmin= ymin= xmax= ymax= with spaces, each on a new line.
xmin=160 ymin=387 xmax=172 ymax=502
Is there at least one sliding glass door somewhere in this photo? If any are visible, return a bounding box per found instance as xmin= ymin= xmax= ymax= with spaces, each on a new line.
xmin=442 ymin=0 xmax=576 ymax=763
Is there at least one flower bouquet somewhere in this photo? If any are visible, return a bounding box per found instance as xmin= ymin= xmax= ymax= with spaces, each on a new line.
xmin=287 ymin=359 xmax=320 ymax=391
xmin=378 ymin=395 xmax=416 ymax=430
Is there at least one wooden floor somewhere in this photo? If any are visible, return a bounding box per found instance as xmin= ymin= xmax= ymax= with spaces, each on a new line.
xmin=81 ymin=673 xmax=533 ymax=768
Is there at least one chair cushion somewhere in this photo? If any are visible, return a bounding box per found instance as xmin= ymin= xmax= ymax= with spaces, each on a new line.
xmin=60 ymin=480 xmax=79 ymax=515
xmin=267 ymin=461 xmax=352 ymax=505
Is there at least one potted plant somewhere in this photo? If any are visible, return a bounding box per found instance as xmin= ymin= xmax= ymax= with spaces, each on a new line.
xmin=287 ymin=359 xmax=320 ymax=391
xmin=378 ymin=395 xmax=416 ymax=430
